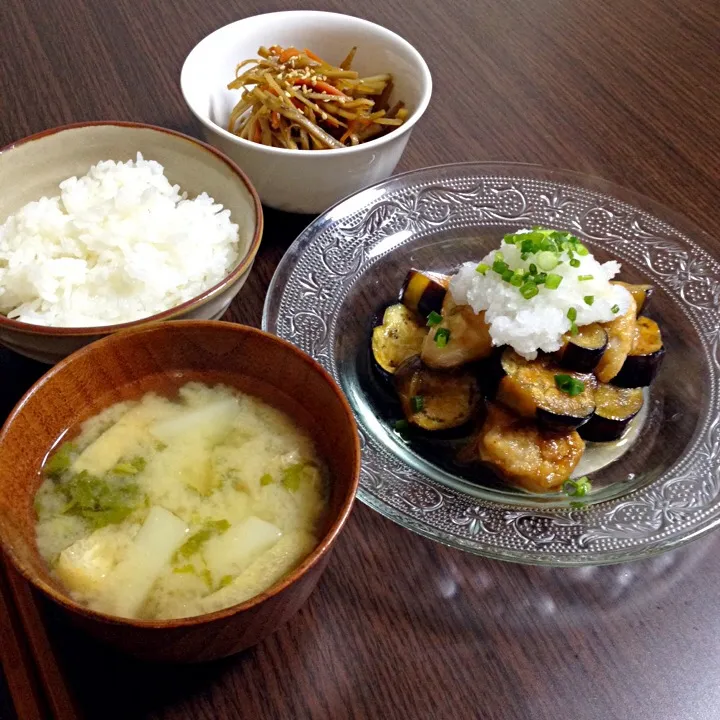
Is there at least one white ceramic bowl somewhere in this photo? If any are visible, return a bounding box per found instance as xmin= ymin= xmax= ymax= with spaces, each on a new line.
xmin=180 ymin=11 xmax=432 ymax=214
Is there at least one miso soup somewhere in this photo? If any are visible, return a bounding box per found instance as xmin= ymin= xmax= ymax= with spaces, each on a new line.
xmin=34 ymin=382 xmax=329 ymax=620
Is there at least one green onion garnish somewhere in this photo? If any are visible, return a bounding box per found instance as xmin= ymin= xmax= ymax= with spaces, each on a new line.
xmin=529 ymin=263 xmax=538 ymax=275
xmin=393 ymin=419 xmax=409 ymax=432
xmin=534 ymin=272 xmax=547 ymax=284
xmin=545 ymin=273 xmax=562 ymax=289
xmin=536 ymin=251 xmax=559 ymax=271
xmin=411 ymin=395 xmax=424 ymax=413
xmin=554 ymin=374 xmax=585 ymax=397
xmin=495 ymin=251 xmax=504 ymax=262
xmin=501 ymin=268 xmax=514 ymax=283
xmin=434 ymin=328 xmax=451 ymax=347
xmin=576 ymin=244 xmax=589 ymax=256
xmin=570 ymin=322 xmax=579 ymax=336
xmin=476 ymin=263 xmax=489 ymax=275
xmin=611 ymin=304 xmax=620 ymax=314
xmin=503 ymin=234 xmax=517 ymax=244
xmin=577 ymin=274 xmax=593 ymax=281
xmin=520 ymin=283 xmax=539 ymax=299
xmin=567 ymin=307 xmax=577 ymax=322
xmin=260 ymin=473 xmax=273 ymax=486
xmin=569 ymin=258 xmax=581 ymax=268
xmin=510 ymin=272 xmax=524 ymax=287
xmin=584 ymin=295 xmax=595 ymax=306
xmin=564 ymin=476 xmax=591 ymax=497
xmin=426 ymin=311 xmax=442 ymax=327
xmin=493 ymin=259 xmax=509 ymax=275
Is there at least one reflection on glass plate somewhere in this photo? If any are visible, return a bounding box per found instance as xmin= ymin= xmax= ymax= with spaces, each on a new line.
xmin=263 ymin=162 xmax=720 ymax=565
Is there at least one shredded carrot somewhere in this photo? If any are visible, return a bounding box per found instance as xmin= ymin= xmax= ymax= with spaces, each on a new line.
xmin=253 ymin=123 xmax=262 ymax=143
xmin=279 ymin=47 xmax=300 ymax=63
xmin=303 ymin=48 xmax=325 ymax=64
xmin=291 ymin=78 xmax=347 ymax=97
xmin=339 ymin=117 xmax=371 ymax=143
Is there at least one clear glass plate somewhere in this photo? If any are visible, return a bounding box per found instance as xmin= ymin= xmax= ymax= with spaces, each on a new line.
xmin=263 ymin=162 xmax=720 ymax=565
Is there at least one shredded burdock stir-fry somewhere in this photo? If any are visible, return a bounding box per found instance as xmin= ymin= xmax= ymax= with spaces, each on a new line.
xmin=227 ymin=45 xmax=408 ymax=149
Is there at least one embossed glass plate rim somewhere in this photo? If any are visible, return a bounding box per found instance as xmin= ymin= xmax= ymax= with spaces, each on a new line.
xmin=263 ymin=161 xmax=720 ymax=565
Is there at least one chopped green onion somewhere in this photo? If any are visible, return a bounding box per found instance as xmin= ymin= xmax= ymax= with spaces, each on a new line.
xmin=529 ymin=263 xmax=538 ymax=275
xmin=218 ymin=575 xmax=234 ymax=589
xmin=426 ymin=311 xmax=442 ymax=327
xmin=476 ymin=263 xmax=489 ymax=275
xmin=564 ymin=476 xmax=591 ymax=497
xmin=575 ymin=244 xmax=590 ymax=256
xmin=611 ymin=304 xmax=620 ymax=314
xmin=584 ymin=295 xmax=595 ymax=306
xmin=520 ymin=283 xmax=539 ymax=299
xmin=493 ymin=259 xmax=509 ymax=275
xmin=510 ymin=272 xmax=524 ymax=287
xmin=536 ymin=251 xmax=559 ymax=271
xmin=569 ymin=258 xmax=581 ymax=268
xmin=501 ymin=268 xmax=514 ymax=283
xmin=577 ymin=274 xmax=593 ymax=281
xmin=535 ymin=272 xmax=547 ymax=284
xmin=393 ymin=419 xmax=409 ymax=432
xmin=554 ymin=374 xmax=585 ymax=397
xmin=570 ymin=322 xmax=579 ymax=336
xmin=434 ymin=328 xmax=451 ymax=347
xmin=411 ymin=395 xmax=424 ymax=413
xmin=567 ymin=307 xmax=577 ymax=322
xmin=503 ymin=234 xmax=517 ymax=244
xmin=260 ymin=473 xmax=273 ymax=486
xmin=545 ymin=273 xmax=562 ymax=290
xmin=521 ymin=252 xmax=529 ymax=261
xmin=521 ymin=239 xmax=534 ymax=254
xmin=495 ymin=251 xmax=505 ymax=262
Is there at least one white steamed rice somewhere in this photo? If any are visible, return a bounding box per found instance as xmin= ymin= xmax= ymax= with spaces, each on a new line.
xmin=0 ymin=153 xmax=241 ymax=327
xmin=450 ymin=231 xmax=632 ymax=359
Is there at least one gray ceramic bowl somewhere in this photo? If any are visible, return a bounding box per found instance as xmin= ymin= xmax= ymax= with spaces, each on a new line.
xmin=0 ymin=121 xmax=263 ymax=364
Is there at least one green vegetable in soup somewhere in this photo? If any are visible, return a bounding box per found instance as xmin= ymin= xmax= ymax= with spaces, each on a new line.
xmin=174 ymin=518 xmax=231 ymax=560
xmin=39 ymin=462 xmax=145 ymax=530
xmin=200 ymin=567 xmax=213 ymax=590
xmin=111 ymin=457 xmax=147 ymax=476
xmin=282 ymin=463 xmax=306 ymax=492
xmin=44 ymin=442 xmax=76 ymax=477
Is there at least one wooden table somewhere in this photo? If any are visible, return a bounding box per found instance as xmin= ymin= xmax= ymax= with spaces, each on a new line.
xmin=2 ymin=0 xmax=720 ymax=718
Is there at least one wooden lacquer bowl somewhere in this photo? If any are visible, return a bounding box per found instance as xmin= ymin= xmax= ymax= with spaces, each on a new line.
xmin=0 ymin=321 xmax=360 ymax=662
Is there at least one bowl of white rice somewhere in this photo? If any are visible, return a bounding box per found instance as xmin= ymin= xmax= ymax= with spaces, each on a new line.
xmin=0 ymin=121 xmax=263 ymax=363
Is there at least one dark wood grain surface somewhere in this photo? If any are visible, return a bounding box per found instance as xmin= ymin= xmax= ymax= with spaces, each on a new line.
xmin=1 ymin=0 xmax=720 ymax=718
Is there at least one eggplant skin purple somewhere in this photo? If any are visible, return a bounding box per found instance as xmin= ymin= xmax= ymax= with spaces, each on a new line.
xmin=493 ymin=349 xmax=597 ymax=432
xmin=555 ymin=323 xmax=608 ymax=374
xmin=580 ymin=385 xmax=644 ymax=442
xmin=612 ymin=316 xmax=665 ymax=388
